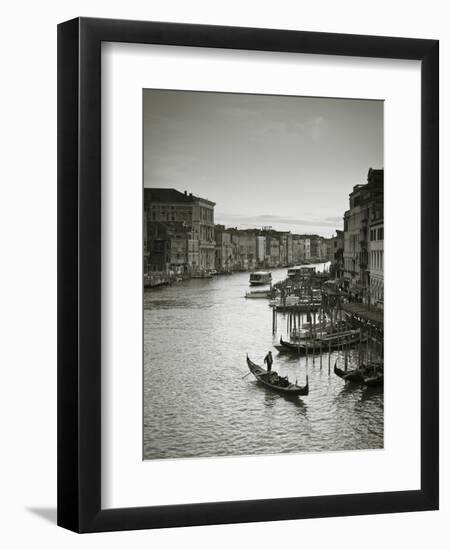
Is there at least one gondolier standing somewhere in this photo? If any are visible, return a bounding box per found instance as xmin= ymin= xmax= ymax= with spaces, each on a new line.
xmin=264 ymin=351 xmax=273 ymax=372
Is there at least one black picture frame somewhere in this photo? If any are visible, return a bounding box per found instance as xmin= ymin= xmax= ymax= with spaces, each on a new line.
xmin=57 ymin=17 xmax=439 ymax=533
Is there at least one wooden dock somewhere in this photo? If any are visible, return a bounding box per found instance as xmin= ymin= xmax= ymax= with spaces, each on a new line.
xmin=342 ymin=302 xmax=383 ymax=325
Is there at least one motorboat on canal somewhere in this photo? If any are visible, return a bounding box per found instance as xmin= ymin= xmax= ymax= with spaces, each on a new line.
xmin=191 ymin=269 xmax=213 ymax=279
xmin=287 ymin=265 xmax=317 ymax=278
xmin=249 ymin=271 xmax=272 ymax=286
xmin=245 ymin=289 xmax=272 ymax=299
xmin=246 ymin=355 xmax=309 ymax=396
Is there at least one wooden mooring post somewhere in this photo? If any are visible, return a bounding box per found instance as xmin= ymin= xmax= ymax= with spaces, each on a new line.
xmin=328 ymin=340 xmax=331 ymax=375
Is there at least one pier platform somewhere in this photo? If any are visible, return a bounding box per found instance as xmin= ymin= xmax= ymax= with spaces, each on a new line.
xmin=342 ymin=302 xmax=384 ymax=327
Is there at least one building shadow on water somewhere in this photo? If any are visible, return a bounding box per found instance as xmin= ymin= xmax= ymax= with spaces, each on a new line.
xmin=360 ymin=385 xmax=384 ymax=402
xmin=333 ymin=381 xmax=383 ymax=406
xmin=333 ymin=381 xmax=362 ymax=403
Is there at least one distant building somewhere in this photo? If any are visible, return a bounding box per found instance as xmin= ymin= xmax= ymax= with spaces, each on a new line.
xmin=266 ymin=234 xmax=281 ymax=267
xmin=279 ymin=232 xmax=293 ymax=266
xmin=212 ymin=225 xmax=331 ymax=272
xmin=233 ymin=229 xmax=258 ymax=271
xmin=291 ymin=235 xmax=311 ymax=264
xmin=302 ymin=237 xmax=311 ymax=261
xmin=320 ymin=238 xmax=332 ymax=262
xmin=256 ymin=236 xmax=267 ymax=265
xmin=144 ymin=188 xmax=216 ymax=272
xmin=343 ymin=168 xmax=383 ymax=301
xmin=309 ymin=235 xmax=320 ymax=261
xmin=291 ymin=235 xmax=302 ymax=264
xmin=330 ymin=229 xmax=344 ymax=279
xmin=306 ymin=234 xmax=330 ymax=261
xmin=215 ymin=225 xmax=234 ymax=272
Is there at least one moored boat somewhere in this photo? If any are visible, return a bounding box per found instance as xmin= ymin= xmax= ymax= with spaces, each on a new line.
xmin=245 ymin=289 xmax=272 ymax=299
xmin=275 ymin=331 xmax=362 ymax=354
xmin=334 ymin=360 xmax=383 ymax=385
xmin=362 ymin=362 xmax=384 ymax=387
xmin=334 ymin=362 xmax=365 ymax=382
xmin=249 ymin=271 xmax=272 ymax=286
xmin=191 ymin=270 xmax=213 ymax=279
xmin=363 ymin=373 xmax=384 ymax=387
xmin=246 ymin=356 xmax=308 ymax=396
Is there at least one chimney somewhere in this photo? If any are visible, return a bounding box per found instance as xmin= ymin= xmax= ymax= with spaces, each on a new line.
xmin=189 ymin=193 xmax=193 ymax=197
xmin=184 ymin=190 xmax=187 ymax=195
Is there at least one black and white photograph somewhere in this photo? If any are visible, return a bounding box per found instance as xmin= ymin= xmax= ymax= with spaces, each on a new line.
xmin=143 ymin=89 xmax=384 ymax=460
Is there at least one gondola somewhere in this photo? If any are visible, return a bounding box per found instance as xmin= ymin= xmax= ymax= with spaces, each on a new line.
xmin=363 ymin=373 xmax=384 ymax=387
xmin=273 ymin=337 xmax=304 ymax=353
xmin=362 ymin=363 xmax=384 ymax=387
xmin=334 ymin=360 xmax=383 ymax=385
xmin=246 ymin=355 xmax=309 ymax=396
xmin=275 ymin=333 xmax=361 ymax=354
xmin=333 ymin=362 xmax=365 ymax=382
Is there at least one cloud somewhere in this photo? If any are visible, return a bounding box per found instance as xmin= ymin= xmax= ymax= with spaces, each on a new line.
xmin=216 ymin=212 xmax=340 ymax=228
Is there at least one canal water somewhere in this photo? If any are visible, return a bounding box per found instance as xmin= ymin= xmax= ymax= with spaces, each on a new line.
xmin=143 ymin=264 xmax=383 ymax=460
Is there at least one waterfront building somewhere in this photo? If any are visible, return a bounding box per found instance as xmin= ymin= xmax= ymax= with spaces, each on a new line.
xmin=214 ymin=225 xmax=234 ymax=271
xmin=265 ymin=234 xmax=281 ymax=267
xmin=308 ymin=235 xmax=324 ymax=261
xmin=256 ymin=235 xmax=267 ymax=266
xmin=320 ymin=238 xmax=332 ymax=262
xmin=146 ymin=222 xmax=169 ymax=272
xmin=279 ymin=232 xmax=293 ymax=266
xmin=292 ymin=235 xmax=302 ymax=264
xmin=226 ymin=229 xmax=258 ymax=271
xmin=368 ymin=212 xmax=384 ymax=309
xmin=330 ymin=229 xmax=344 ymax=279
xmin=144 ymin=188 xmax=216 ymax=272
xmin=292 ymin=235 xmax=311 ymax=263
xmin=302 ymin=237 xmax=311 ymax=261
xmin=146 ymin=221 xmax=198 ymax=275
xmin=343 ymin=168 xmax=383 ymax=300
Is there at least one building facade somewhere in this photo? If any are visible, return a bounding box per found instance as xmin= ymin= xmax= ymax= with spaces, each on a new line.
xmin=279 ymin=232 xmax=293 ymax=266
xmin=369 ymin=216 xmax=384 ymax=308
xmin=266 ymin=234 xmax=281 ymax=267
xmin=343 ymin=168 xmax=383 ymax=300
xmin=215 ymin=225 xmax=234 ymax=271
xmin=256 ymin=235 xmax=267 ymax=265
xmin=330 ymin=229 xmax=344 ymax=279
xmin=144 ymin=188 xmax=216 ymax=273
xmin=291 ymin=235 xmax=311 ymax=264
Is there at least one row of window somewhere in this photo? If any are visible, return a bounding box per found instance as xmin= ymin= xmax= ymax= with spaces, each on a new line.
xmin=343 ymin=252 xmax=383 ymax=272
xmin=370 ymin=277 xmax=384 ymax=301
xmin=370 ymin=227 xmax=384 ymax=241
xmin=200 ymin=226 xmax=214 ymax=241
xmin=200 ymin=206 xmax=214 ymax=222
xmin=370 ymin=250 xmax=384 ymax=270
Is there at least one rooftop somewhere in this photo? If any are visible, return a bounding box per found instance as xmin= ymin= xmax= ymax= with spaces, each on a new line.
xmin=144 ymin=188 xmax=215 ymax=206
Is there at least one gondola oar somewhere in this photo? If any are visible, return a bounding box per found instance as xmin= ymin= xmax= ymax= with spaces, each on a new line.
xmin=241 ymin=371 xmax=252 ymax=379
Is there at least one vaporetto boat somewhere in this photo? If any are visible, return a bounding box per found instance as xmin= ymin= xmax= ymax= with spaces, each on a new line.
xmin=249 ymin=271 xmax=272 ymax=285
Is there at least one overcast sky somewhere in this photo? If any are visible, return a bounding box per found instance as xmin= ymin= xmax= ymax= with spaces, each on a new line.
xmin=143 ymin=89 xmax=383 ymax=238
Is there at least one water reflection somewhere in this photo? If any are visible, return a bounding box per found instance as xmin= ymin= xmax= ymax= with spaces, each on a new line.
xmin=143 ymin=264 xmax=383 ymax=459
